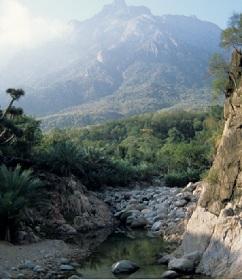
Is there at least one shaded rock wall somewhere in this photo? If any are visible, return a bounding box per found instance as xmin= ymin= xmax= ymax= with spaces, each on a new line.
xmin=18 ymin=174 xmax=113 ymax=243
xmin=182 ymin=51 xmax=242 ymax=278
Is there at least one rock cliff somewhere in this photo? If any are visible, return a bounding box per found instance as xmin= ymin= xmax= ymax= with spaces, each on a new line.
xmin=182 ymin=51 xmax=242 ymax=278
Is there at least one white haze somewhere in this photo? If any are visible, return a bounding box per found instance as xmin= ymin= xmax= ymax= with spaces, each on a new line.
xmin=0 ymin=0 xmax=68 ymax=68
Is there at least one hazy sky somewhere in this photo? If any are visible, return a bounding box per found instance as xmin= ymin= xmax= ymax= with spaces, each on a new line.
xmin=0 ymin=0 xmax=241 ymax=66
xmin=19 ymin=0 xmax=242 ymax=28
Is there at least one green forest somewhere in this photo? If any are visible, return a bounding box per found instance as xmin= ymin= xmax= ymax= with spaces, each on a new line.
xmin=1 ymin=88 xmax=223 ymax=189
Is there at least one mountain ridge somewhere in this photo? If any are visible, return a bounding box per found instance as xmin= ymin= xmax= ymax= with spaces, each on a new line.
xmin=0 ymin=0 xmax=222 ymax=128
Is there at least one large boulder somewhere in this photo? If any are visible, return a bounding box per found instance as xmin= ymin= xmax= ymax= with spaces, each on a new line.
xmin=168 ymin=257 xmax=195 ymax=273
xmin=120 ymin=210 xmax=140 ymax=222
xmin=112 ymin=260 xmax=140 ymax=275
xmin=129 ymin=216 xmax=148 ymax=228
xmin=157 ymin=254 xmax=173 ymax=265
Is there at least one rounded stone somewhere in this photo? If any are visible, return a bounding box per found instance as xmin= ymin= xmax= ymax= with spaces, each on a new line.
xmin=60 ymin=265 xmax=75 ymax=271
xmin=112 ymin=260 xmax=140 ymax=274
xmin=161 ymin=270 xmax=179 ymax=279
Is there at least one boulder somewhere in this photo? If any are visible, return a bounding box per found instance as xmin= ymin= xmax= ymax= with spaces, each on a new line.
xmin=33 ymin=265 xmax=45 ymax=273
xmin=125 ymin=203 xmax=145 ymax=211
xmin=175 ymin=208 xmax=185 ymax=219
xmin=60 ymin=258 xmax=70 ymax=265
xmin=175 ymin=199 xmax=187 ymax=207
xmin=183 ymin=182 xmax=197 ymax=193
xmin=182 ymin=192 xmax=194 ymax=202
xmin=161 ymin=270 xmax=179 ymax=279
xmin=120 ymin=210 xmax=140 ymax=222
xmin=112 ymin=260 xmax=139 ymax=274
xmin=130 ymin=216 xmax=148 ymax=228
xmin=141 ymin=208 xmax=152 ymax=215
xmin=153 ymin=213 xmax=166 ymax=222
xmin=151 ymin=221 xmax=162 ymax=232
xmin=168 ymin=257 xmax=194 ymax=273
xmin=157 ymin=254 xmax=173 ymax=265
xmin=58 ymin=224 xmax=77 ymax=235
xmin=184 ymin=251 xmax=202 ymax=266
xmin=60 ymin=265 xmax=75 ymax=271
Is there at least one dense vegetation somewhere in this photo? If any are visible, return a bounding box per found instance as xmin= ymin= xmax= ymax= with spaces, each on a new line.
xmin=37 ymin=107 xmax=223 ymax=188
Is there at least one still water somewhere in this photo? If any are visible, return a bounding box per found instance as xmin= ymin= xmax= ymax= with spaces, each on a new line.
xmin=76 ymin=230 xmax=168 ymax=279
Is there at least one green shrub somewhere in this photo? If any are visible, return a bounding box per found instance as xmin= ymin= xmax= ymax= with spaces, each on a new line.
xmin=164 ymin=170 xmax=200 ymax=188
xmin=81 ymin=150 xmax=136 ymax=188
xmin=0 ymin=165 xmax=43 ymax=241
xmin=37 ymin=140 xmax=84 ymax=176
xmin=135 ymin=163 xmax=157 ymax=181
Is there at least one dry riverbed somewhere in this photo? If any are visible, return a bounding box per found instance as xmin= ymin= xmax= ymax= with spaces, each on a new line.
xmin=0 ymin=181 xmax=202 ymax=279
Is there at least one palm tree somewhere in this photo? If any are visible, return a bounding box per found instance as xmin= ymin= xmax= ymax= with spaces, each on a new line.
xmin=0 ymin=165 xmax=42 ymax=241
xmin=0 ymin=88 xmax=25 ymax=145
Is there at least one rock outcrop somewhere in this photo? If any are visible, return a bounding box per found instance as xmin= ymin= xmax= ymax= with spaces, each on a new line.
xmin=17 ymin=174 xmax=113 ymax=243
xmin=182 ymin=51 xmax=242 ymax=278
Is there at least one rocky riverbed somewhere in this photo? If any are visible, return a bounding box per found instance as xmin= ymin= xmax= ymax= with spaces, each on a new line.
xmin=0 ymin=181 xmax=203 ymax=279
xmin=99 ymin=181 xmax=202 ymax=241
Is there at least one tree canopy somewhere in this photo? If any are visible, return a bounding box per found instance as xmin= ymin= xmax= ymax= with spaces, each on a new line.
xmin=221 ymin=13 xmax=242 ymax=52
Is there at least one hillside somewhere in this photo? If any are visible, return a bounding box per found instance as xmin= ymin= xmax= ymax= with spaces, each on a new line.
xmin=0 ymin=0 xmax=222 ymax=128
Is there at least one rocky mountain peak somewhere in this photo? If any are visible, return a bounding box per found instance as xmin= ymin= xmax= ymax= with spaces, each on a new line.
xmin=100 ymin=0 xmax=151 ymax=19
xmin=112 ymin=0 xmax=127 ymax=9
xmin=101 ymin=0 xmax=128 ymax=15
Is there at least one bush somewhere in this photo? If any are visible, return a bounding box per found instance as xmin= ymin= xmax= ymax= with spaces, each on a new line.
xmin=81 ymin=151 xmax=136 ymax=188
xmin=135 ymin=163 xmax=157 ymax=181
xmin=36 ymin=140 xmax=84 ymax=176
xmin=164 ymin=170 xmax=200 ymax=188
xmin=0 ymin=165 xmax=43 ymax=241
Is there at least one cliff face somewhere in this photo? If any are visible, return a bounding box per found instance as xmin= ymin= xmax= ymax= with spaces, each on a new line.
xmin=182 ymin=51 xmax=242 ymax=278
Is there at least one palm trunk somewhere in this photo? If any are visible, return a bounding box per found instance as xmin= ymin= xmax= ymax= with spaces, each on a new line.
xmin=5 ymin=225 xmax=11 ymax=242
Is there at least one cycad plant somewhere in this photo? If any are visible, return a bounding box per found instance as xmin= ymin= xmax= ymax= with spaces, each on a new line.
xmin=0 ymin=165 xmax=42 ymax=241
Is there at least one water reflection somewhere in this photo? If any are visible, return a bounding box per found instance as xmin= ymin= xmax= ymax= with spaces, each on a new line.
xmin=78 ymin=230 xmax=167 ymax=279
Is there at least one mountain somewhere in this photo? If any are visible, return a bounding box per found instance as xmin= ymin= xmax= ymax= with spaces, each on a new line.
xmin=0 ymin=0 xmax=222 ymax=129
